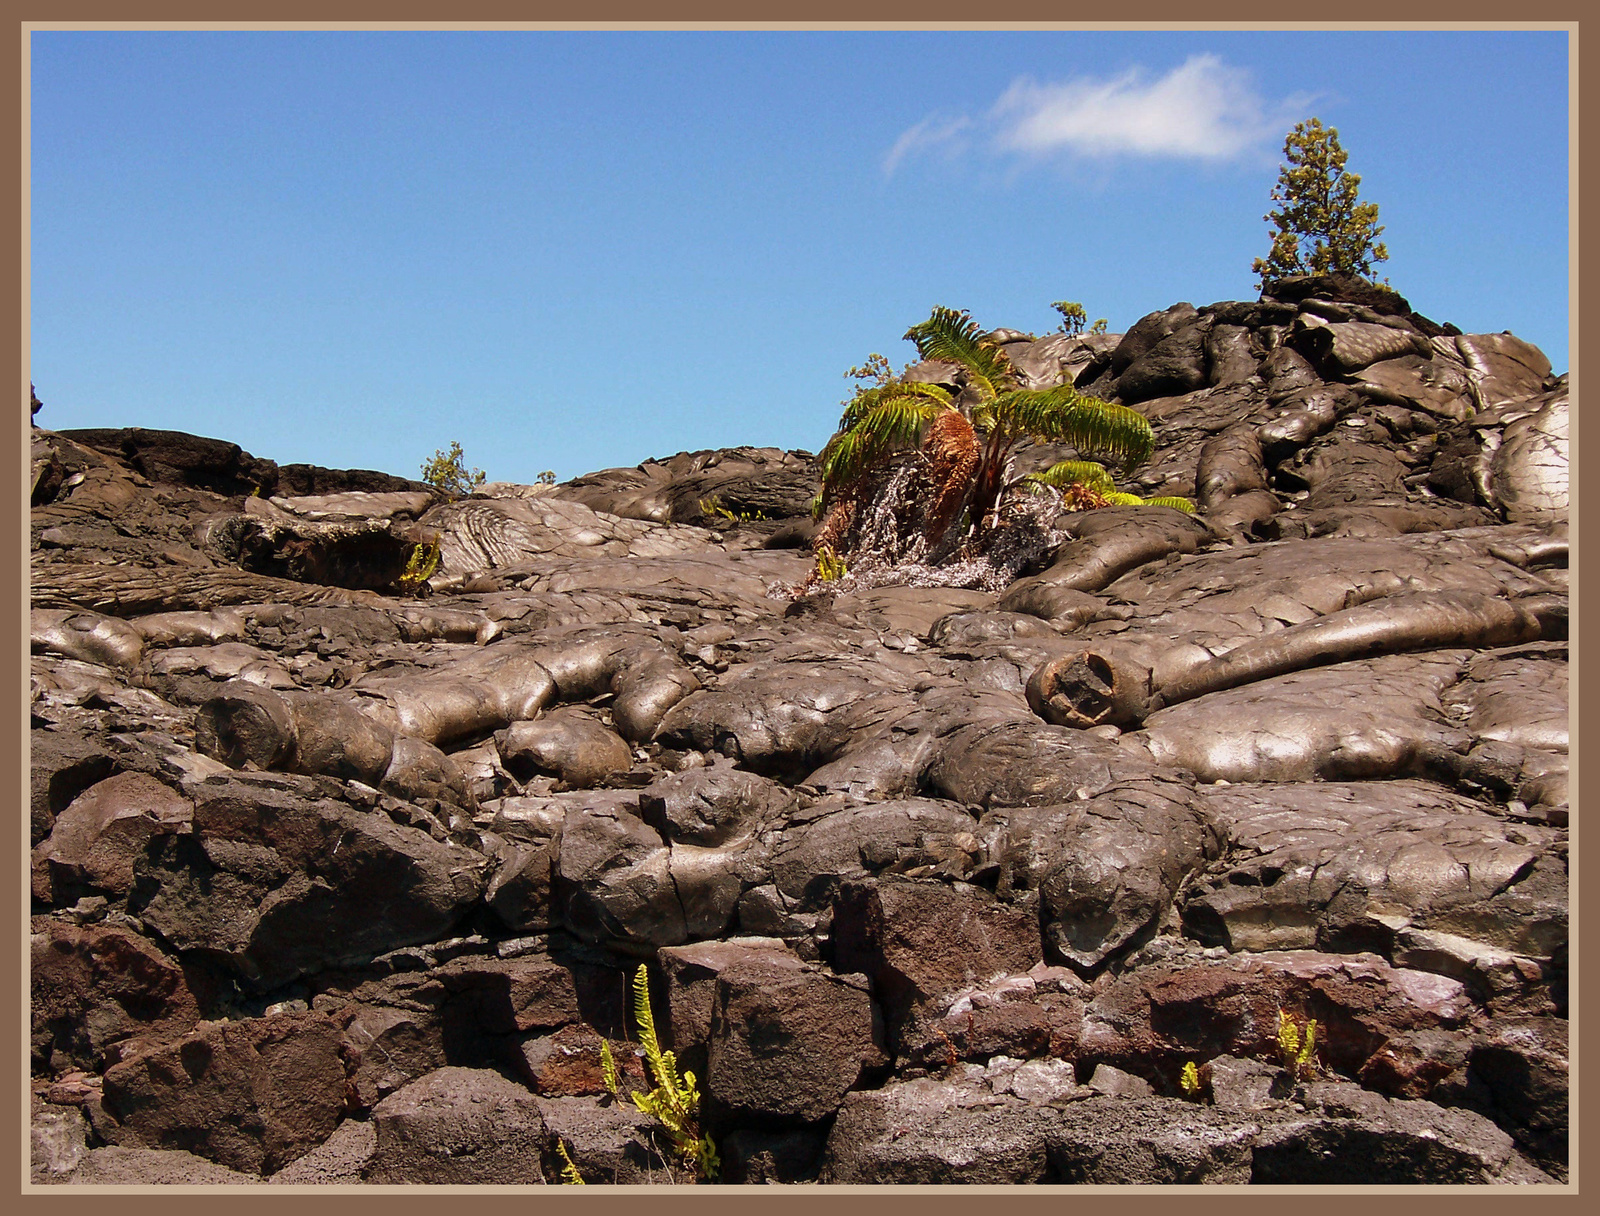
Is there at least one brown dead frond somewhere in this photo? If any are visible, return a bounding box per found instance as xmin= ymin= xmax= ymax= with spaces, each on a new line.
xmin=924 ymin=410 xmax=980 ymax=542
xmin=812 ymin=495 xmax=857 ymax=557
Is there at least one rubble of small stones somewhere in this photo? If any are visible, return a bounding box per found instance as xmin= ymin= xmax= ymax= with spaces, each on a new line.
xmin=30 ymin=274 xmax=1567 ymax=1185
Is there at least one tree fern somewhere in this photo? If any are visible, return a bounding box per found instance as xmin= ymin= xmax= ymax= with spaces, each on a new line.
xmin=925 ymin=408 xmax=981 ymax=540
xmin=837 ymin=379 xmax=951 ymax=432
xmin=816 ymin=303 xmax=1182 ymax=565
xmin=992 ymin=390 xmax=1153 ymax=468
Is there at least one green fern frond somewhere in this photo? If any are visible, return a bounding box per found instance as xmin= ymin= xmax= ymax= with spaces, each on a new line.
xmin=903 ymin=306 xmax=1016 ymax=401
xmin=1140 ymin=495 xmax=1197 ymax=513
xmin=1021 ymin=460 xmax=1117 ymax=495
xmin=1104 ymin=492 xmax=1197 ymax=513
xmin=838 ymin=380 xmax=951 ymax=432
xmin=819 ymin=395 xmax=946 ymax=489
xmin=992 ymin=389 xmax=1155 ymax=468
xmin=689 ymin=1132 xmax=720 ymax=1179
xmin=631 ymin=964 xmax=672 ymax=1086
xmin=599 ymin=1039 xmax=619 ymax=1095
xmin=626 ymin=963 xmax=715 ymax=1179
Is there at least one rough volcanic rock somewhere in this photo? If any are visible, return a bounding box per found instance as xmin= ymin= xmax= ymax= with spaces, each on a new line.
xmin=265 ymin=1118 xmax=378 ymax=1184
xmin=49 ymin=1145 xmax=260 ymax=1185
xmin=97 ymin=1011 xmax=346 ymax=1175
xmin=833 ymin=877 xmax=1042 ymax=1051
xmin=1457 ymin=1016 xmax=1569 ymax=1175
xmin=335 ymin=1002 xmax=449 ymax=1112
xmin=363 ymin=1066 xmax=549 ymax=1184
xmin=127 ymin=773 xmax=489 ymax=991
xmin=700 ymin=946 xmax=886 ymax=1126
xmin=31 ymin=918 xmax=207 ymax=1073
xmin=32 ymin=771 xmax=193 ymax=902
xmin=29 ymin=282 xmax=1566 ymax=1185
xmin=820 ymin=1069 xmax=1064 ymax=1184
xmin=534 ymin=1093 xmax=677 ymax=1183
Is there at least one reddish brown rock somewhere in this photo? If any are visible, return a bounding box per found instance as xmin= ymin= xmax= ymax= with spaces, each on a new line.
xmin=516 ymin=1022 xmax=645 ymax=1098
xmin=1080 ymin=950 xmax=1476 ymax=1085
xmin=899 ymin=970 xmax=1086 ymax=1072
xmin=1356 ymin=1028 xmax=1474 ymax=1099
xmin=99 ymin=1011 xmax=346 ymax=1175
xmin=32 ymin=771 xmax=192 ymax=902
xmin=31 ymin=918 xmax=204 ymax=1072
xmin=833 ymin=877 xmax=1043 ymax=1047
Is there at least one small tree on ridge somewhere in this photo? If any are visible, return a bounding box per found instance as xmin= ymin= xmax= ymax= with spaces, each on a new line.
xmin=1253 ymin=118 xmax=1389 ymax=289
xmin=421 ymin=441 xmax=486 ymax=498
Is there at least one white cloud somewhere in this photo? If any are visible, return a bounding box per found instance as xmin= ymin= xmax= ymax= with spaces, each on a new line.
xmin=881 ymin=114 xmax=972 ymax=177
xmin=992 ymin=55 xmax=1303 ymax=161
xmin=884 ymin=55 xmax=1309 ymax=174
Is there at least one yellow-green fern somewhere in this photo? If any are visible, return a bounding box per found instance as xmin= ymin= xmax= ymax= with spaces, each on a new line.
xmin=1180 ymin=1060 xmax=1203 ymax=1099
xmin=626 ymin=964 xmax=719 ymax=1181
xmin=1021 ymin=460 xmax=1117 ymax=497
xmin=1277 ymin=1008 xmax=1319 ymax=1081
xmin=397 ymin=540 xmax=441 ymax=589
xmin=816 ymin=545 xmax=848 ymax=582
xmin=556 ymin=1138 xmax=585 ymax=1185
xmin=1104 ymin=491 xmax=1196 ymax=513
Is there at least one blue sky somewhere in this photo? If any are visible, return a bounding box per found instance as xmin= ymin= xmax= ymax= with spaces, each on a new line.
xmin=29 ymin=28 xmax=1570 ymax=485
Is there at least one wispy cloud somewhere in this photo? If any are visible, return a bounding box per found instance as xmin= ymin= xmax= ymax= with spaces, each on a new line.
xmin=881 ymin=114 xmax=972 ymax=177
xmin=885 ymin=55 xmax=1310 ymax=175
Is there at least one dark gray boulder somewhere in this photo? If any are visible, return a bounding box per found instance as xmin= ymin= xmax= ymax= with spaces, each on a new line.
xmin=128 ymin=774 xmax=489 ymax=990
xmin=701 ymin=948 xmax=885 ymax=1126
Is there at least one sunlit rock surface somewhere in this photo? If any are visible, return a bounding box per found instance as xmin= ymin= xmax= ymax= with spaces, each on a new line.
xmin=31 ymin=278 xmax=1567 ymax=1184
